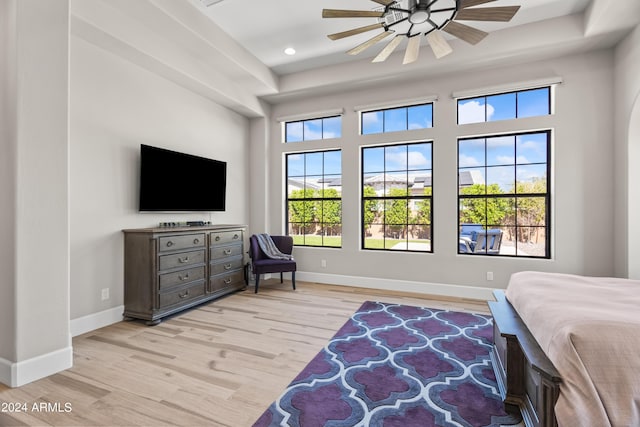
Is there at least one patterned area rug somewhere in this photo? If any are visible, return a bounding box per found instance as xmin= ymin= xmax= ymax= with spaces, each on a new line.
xmin=253 ymin=301 xmax=521 ymax=427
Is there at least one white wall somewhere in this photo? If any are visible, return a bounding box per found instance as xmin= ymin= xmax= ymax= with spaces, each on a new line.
xmin=0 ymin=0 xmax=17 ymax=365
xmin=259 ymin=50 xmax=616 ymax=296
xmin=69 ymin=35 xmax=250 ymax=324
xmin=614 ymin=24 xmax=640 ymax=279
xmin=0 ymin=0 xmax=72 ymax=387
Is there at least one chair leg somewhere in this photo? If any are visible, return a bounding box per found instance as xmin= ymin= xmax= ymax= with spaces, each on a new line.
xmin=280 ymin=272 xmax=284 ymax=283
xmin=292 ymin=271 xmax=296 ymax=290
xmin=255 ymin=274 xmax=260 ymax=294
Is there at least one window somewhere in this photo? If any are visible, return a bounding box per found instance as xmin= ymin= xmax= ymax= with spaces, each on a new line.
xmin=361 ymin=103 xmax=433 ymax=135
xmin=362 ymin=142 xmax=432 ymax=252
xmin=285 ymin=116 xmax=342 ymax=142
xmin=286 ymin=150 xmax=342 ymax=247
xmin=457 ymin=87 xmax=550 ymax=125
xmin=458 ymin=131 xmax=550 ymax=257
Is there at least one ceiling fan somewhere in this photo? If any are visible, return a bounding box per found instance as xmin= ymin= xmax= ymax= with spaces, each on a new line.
xmin=322 ymin=0 xmax=520 ymax=64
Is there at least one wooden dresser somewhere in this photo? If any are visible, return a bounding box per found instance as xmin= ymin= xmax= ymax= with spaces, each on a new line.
xmin=123 ymin=224 xmax=247 ymax=325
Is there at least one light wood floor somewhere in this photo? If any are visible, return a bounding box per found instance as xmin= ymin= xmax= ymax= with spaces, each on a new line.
xmin=0 ymin=280 xmax=490 ymax=427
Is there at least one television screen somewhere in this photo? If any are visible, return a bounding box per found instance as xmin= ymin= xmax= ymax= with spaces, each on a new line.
xmin=139 ymin=144 xmax=226 ymax=211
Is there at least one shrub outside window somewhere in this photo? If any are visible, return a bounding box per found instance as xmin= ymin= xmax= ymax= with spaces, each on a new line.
xmin=286 ymin=150 xmax=342 ymax=247
xmin=362 ymin=142 xmax=432 ymax=252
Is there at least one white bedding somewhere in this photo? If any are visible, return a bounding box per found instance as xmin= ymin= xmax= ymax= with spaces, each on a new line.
xmin=505 ymin=271 xmax=640 ymax=427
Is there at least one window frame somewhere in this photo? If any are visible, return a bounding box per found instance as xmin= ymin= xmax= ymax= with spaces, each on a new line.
xmin=284 ymin=115 xmax=342 ymax=143
xmin=360 ymin=103 xmax=434 ymax=135
xmin=361 ymin=141 xmax=434 ymax=253
xmin=457 ymin=130 xmax=551 ymax=258
xmin=285 ymin=149 xmax=342 ymax=248
xmin=456 ymin=86 xmax=551 ymax=125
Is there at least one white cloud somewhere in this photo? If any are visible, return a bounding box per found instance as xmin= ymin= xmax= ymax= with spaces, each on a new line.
xmin=496 ymin=155 xmax=515 ymax=164
xmin=496 ymin=155 xmax=530 ymax=164
xmin=385 ymin=151 xmax=430 ymax=169
xmin=362 ymin=112 xmax=381 ymax=127
xmin=303 ymin=123 xmax=322 ymax=140
xmin=487 ymin=135 xmax=514 ymax=147
xmin=459 ymin=154 xmax=481 ymax=167
xmin=408 ymin=151 xmax=429 ymax=168
xmin=458 ymin=100 xmax=495 ymax=124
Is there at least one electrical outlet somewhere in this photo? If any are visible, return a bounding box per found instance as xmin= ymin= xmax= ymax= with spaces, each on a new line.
xmin=101 ymin=288 xmax=110 ymax=301
xmin=486 ymin=272 xmax=494 ymax=281
xmin=321 ymin=259 xmax=327 ymax=268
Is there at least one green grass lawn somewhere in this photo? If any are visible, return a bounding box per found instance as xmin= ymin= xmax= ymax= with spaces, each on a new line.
xmin=292 ymin=235 xmax=430 ymax=249
xmin=292 ymin=235 xmax=342 ymax=247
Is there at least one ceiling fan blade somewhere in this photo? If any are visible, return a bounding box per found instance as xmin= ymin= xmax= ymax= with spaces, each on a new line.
xmin=426 ymin=30 xmax=452 ymax=59
xmin=323 ymin=9 xmax=385 ymax=18
xmin=403 ymin=36 xmax=420 ymax=64
xmin=442 ymin=20 xmax=488 ymax=45
xmin=455 ymin=6 xmax=521 ymax=22
xmin=370 ymin=0 xmax=395 ymax=5
xmin=372 ymin=35 xmax=403 ymax=62
xmin=347 ymin=31 xmax=394 ymax=55
xmin=327 ymin=23 xmax=385 ymax=40
xmin=461 ymin=0 xmax=496 ymax=8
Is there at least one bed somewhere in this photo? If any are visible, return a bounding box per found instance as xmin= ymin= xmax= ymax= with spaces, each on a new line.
xmin=488 ymin=271 xmax=640 ymax=427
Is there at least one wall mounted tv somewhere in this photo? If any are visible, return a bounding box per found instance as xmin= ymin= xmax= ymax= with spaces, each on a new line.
xmin=139 ymin=144 xmax=226 ymax=212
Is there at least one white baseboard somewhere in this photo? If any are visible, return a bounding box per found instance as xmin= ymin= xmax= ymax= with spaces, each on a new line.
xmin=70 ymin=305 xmax=124 ymax=337
xmin=295 ymin=271 xmax=496 ymax=301
xmin=0 ymin=346 xmax=73 ymax=388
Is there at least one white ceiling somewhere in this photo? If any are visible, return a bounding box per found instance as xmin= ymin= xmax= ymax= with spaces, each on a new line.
xmin=70 ymin=0 xmax=640 ymax=116
xmin=199 ymin=0 xmax=593 ymax=74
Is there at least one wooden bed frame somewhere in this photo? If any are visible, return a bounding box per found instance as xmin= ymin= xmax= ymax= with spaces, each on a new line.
xmin=488 ymin=290 xmax=562 ymax=427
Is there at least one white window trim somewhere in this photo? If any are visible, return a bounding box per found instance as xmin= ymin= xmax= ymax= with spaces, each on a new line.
xmin=276 ymin=108 xmax=344 ymax=123
xmin=354 ymin=95 xmax=438 ymax=113
xmin=451 ymin=77 xmax=563 ymax=100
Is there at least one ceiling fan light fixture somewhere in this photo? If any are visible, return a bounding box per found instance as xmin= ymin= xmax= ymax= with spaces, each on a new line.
xmin=409 ymin=10 xmax=430 ymax=24
xmin=322 ymin=0 xmax=520 ymax=64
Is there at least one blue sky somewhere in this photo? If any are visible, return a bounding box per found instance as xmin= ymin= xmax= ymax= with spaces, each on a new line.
xmin=458 ymin=87 xmax=549 ymax=124
xmin=287 ymin=88 xmax=549 ymax=192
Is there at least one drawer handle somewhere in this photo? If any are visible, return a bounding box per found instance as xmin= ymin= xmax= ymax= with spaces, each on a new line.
xmin=178 ymin=273 xmax=190 ymax=281
xmin=224 ymin=263 xmax=232 ymax=270
xmin=224 ymin=249 xmax=232 ymax=255
xmin=179 ymin=256 xmax=190 ymax=263
xmin=224 ymin=278 xmax=232 ymax=284
xmin=166 ymin=241 xmax=174 ymax=247
xmin=179 ymin=290 xmax=190 ymax=299
xmin=233 ymin=234 xmax=239 ymax=240
xmin=193 ymin=238 xmax=200 ymax=244
xmin=215 ymin=236 xmax=221 ymax=241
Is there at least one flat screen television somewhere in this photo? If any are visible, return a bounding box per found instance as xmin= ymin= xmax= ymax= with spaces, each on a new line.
xmin=139 ymin=144 xmax=226 ymax=211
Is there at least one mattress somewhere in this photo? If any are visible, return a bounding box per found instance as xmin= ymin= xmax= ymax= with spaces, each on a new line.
xmin=505 ymin=271 xmax=640 ymax=427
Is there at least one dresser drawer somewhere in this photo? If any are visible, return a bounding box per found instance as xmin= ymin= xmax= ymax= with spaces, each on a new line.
xmin=210 ymin=256 xmax=244 ymax=276
xmin=210 ymin=230 xmax=243 ymax=246
xmin=159 ymin=282 xmax=206 ymax=308
xmin=159 ymin=250 xmax=205 ymax=271
xmin=158 ymin=233 xmax=206 ymax=252
xmin=210 ymin=244 xmax=243 ymax=260
xmin=159 ymin=266 xmax=206 ymax=290
xmin=210 ymin=270 xmax=244 ymax=292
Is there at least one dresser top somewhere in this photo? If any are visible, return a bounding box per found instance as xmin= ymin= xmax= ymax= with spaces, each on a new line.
xmin=123 ymin=224 xmax=247 ymax=234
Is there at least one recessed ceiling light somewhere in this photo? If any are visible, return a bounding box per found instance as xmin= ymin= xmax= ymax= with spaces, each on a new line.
xmin=284 ymin=47 xmax=296 ymax=56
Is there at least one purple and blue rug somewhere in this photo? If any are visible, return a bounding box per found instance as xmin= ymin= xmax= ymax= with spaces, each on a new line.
xmin=253 ymin=301 xmax=521 ymax=427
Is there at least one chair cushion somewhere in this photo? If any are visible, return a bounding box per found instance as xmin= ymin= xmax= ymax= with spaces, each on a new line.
xmin=253 ymin=258 xmax=297 ymax=274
